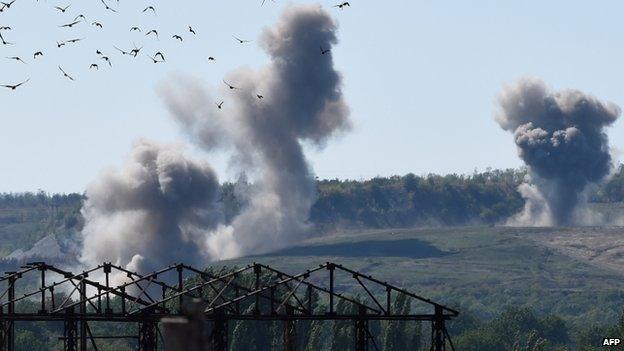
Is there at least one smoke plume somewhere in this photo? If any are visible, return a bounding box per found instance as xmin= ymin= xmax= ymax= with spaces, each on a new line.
xmin=80 ymin=140 xmax=222 ymax=272
xmin=160 ymin=3 xmax=350 ymax=260
xmin=80 ymin=3 xmax=350 ymax=272
xmin=496 ymin=77 xmax=620 ymax=226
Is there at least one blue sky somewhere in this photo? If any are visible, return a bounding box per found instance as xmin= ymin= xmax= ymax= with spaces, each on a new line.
xmin=1 ymin=0 xmax=623 ymax=193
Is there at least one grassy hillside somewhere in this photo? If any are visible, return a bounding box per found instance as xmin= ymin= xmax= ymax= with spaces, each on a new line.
xmin=223 ymin=226 xmax=624 ymax=330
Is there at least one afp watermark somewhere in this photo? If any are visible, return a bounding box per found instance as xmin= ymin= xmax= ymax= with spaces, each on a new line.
xmin=603 ymin=338 xmax=621 ymax=347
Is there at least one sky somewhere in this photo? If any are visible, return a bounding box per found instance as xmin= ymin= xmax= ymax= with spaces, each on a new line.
xmin=1 ymin=0 xmax=624 ymax=193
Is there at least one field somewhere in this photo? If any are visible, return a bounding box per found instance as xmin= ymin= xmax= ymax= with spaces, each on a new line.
xmin=223 ymin=226 xmax=624 ymax=329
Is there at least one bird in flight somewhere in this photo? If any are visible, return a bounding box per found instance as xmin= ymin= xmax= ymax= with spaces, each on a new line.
xmin=1 ymin=78 xmax=29 ymax=90
xmin=74 ymin=14 xmax=86 ymax=22
xmin=216 ymin=101 xmax=224 ymax=109
xmin=130 ymin=43 xmax=143 ymax=57
xmin=333 ymin=2 xmax=350 ymax=9
xmin=257 ymin=94 xmax=264 ymax=99
xmin=130 ymin=26 xmax=141 ymax=32
xmin=96 ymin=49 xmax=103 ymax=55
xmin=54 ymin=4 xmax=71 ymax=13
xmin=1 ymin=0 xmax=16 ymax=11
xmin=56 ymin=41 xmax=66 ymax=48
xmin=189 ymin=26 xmax=196 ymax=35
xmin=33 ymin=51 xmax=43 ymax=59
xmin=100 ymin=0 xmax=117 ymax=13
xmin=0 ymin=32 xmax=12 ymax=45
xmin=172 ymin=35 xmax=183 ymax=42
xmin=58 ymin=66 xmax=75 ymax=81
xmin=90 ymin=64 xmax=99 ymax=70
xmin=233 ymin=35 xmax=251 ymax=44
xmin=59 ymin=20 xmax=81 ymax=28
xmin=0 ymin=26 xmax=11 ymax=31
xmin=223 ymin=80 xmax=239 ymax=90
xmin=100 ymin=56 xmax=112 ymax=66
xmin=142 ymin=6 xmax=156 ymax=15
xmin=155 ymin=52 xmax=165 ymax=61
xmin=92 ymin=22 xmax=103 ymax=28
xmin=208 ymin=56 xmax=216 ymax=62
xmin=145 ymin=29 xmax=159 ymax=39
xmin=148 ymin=54 xmax=164 ymax=63
xmin=6 ymin=56 xmax=26 ymax=64
xmin=320 ymin=46 xmax=331 ymax=55
xmin=65 ymin=38 xmax=83 ymax=45
xmin=114 ymin=45 xmax=131 ymax=55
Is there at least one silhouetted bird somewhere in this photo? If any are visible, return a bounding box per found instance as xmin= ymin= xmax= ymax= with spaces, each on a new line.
xmin=223 ymin=80 xmax=239 ymax=90
xmin=101 ymin=56 xmax=112 ymax=66
xmin=172 ymin=35 xmax=183 ymax=42
xmin=90 ymin=64 xmax=99 ymax=70
xmin=216 ymin=101 xmax=224 ymax=109
xmin=256 ymin=94 xmax=264 ymax=99
xmin=100 ymin=0 xmax=117 ymax=13
xmin=189 ymin=26 xmax=196 ymax=35
xmin=233 ymin=35 xmax=251 ymax=44
xmin=0 ymin=32 xmax=12 ymax=45
xmin=114 ymin=46 xmax=131 ymax=55
xmin=1 ymin=78 xmax=29 ymax=90
xmin=148 ymin=54 xmax=163 ymax=63
xmin=56 ymin=41 xmax=66 ymax=48
xmin=145 ymin=30 xmax=159 ymax=39
xmin=54 ymin=4 xmax=71 ymax=13
xmin=333 ymin=2 xmax=350 ymax=9
xmin=6 ymin=56 xmax=26 ymax=64
xmin=58 ymin=66 xmax=75 ymax=81
xmin=1 ymin=0 xmax=16 ymax=10
xmin=320 ymin=46 xmax=330 ymax=55
xmin=92 ymin=22 xmax=103 ymax=28
xmin=60 ymin=20 xmax=81 ymax=28
xmin=33 ymin=51 xmax=43 ymax=59
xmin=130 ymin=27 xmax=141 ymax=32
xmin=0 ymin=26 xmax=11 ymax=30
xmin=155 ymin=52 xmax=165 ymax=61
xmin=96 ymin=49 xmax=103 ymax=55
xmin=66 ymin=38 xmax=83 ymax=44
xmin=143 ymin=6 xmax=156 ymax=15
xmin=208 ymin=56 xmax=215 ymax=62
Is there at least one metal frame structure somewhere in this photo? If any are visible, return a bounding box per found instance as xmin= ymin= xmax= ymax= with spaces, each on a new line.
xmin=0 ymin=261 xmax=458 ymax=351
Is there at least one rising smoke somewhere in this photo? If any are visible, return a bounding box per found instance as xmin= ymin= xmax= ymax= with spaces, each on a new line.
xmin=80 ymin=140 xmax=223 ymax=272
xmin=496 ymin=77 xmax=620 ymax=226
xmin=80 ymin=4 xmax=350 ymax=271
xmin=160 ymin=3 xmax=351 ymax=260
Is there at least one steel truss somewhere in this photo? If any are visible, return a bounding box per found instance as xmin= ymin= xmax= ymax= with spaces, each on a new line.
xmin=0 ymin=261 xmax=458 ymax=351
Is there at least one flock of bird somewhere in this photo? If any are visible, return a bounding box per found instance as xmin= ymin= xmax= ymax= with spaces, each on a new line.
xmin=0 ymin=0 xmax=352 ymax=107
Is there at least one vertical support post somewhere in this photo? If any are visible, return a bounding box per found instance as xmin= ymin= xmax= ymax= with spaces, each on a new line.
xmin=6 ymin=276 xmax=15 ymax=351
xmin=354 ymin=306 xmax=368 ymax=351
xmin=39 ymin=266 xmax=46 ymax=314
xmin=211 ymin=309 xmax=228 ymax=351
xmin=64 ymin=307 xmax=77 ymax=351
xmin=138 ymin=321 xmax=158 ymax=351
xmin=433 ymin=305 xmax=445 ymax=351
xmin=254 ymin=264 xmax=261 ymax=315
xmin=177 ymin=265 xmax=184 ymax=312
xmin=386 ymin=287 xmax=391 ymax=316
xmin=306 ymin=285 xmax=312 ymax=315
xmin=79 ymin=279 xmax=87 ymax=351
xmin=283 ymin=306 xmax=296 ymax=351
xmin=104 ymin=263 xmax=112 ymax=314
xmin=121 ymin=287 xmax=126 ymax=314
xmin=328 ymin=264 xmax=335 ymax=315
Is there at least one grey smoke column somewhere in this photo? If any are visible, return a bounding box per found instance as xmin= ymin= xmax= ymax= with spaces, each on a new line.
xmin=160 ymin=4 xmax=350 ymax=259
xmin=80 ymin=140 xmax=222 ymax=272
xmin=496 ymin=77 xmax=620 ymax=225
